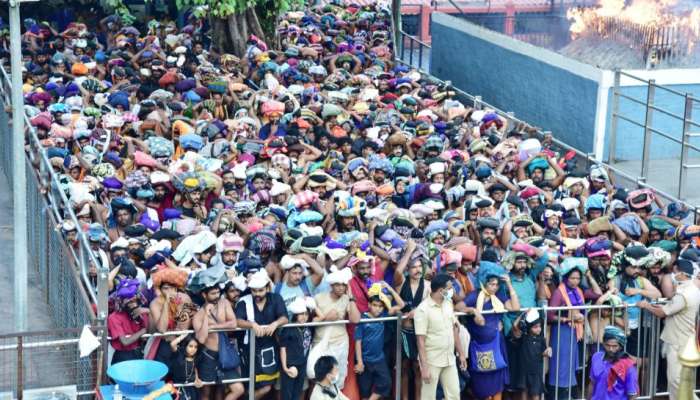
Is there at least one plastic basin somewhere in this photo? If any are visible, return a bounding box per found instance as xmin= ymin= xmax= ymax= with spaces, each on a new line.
xmin=107 ymin=360 xmax=168 ymax=396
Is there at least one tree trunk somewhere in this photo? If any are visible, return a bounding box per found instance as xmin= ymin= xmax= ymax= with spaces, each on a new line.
xmin=210 ymin=8 xmax=269 ymax=58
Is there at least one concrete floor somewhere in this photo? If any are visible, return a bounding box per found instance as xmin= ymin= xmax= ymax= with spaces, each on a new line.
xmin=0 ymin=171 xmax=54 ymax=334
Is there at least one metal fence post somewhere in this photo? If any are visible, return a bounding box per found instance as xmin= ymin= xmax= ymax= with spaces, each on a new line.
xmin=248 ymin=332 xmax=256 ymax=400
xmin=394 ymin=316 xmax=402 ymax=400
xmin=474 ymin=95 xmax=482 ymax=110
xmin=678 ymin=94 xmax=693 ymax=200
xmin=17 ymin=335 xmax=23 ymax=400
xmin=640 ymin=79 xmax=656 ymax=182
xmin=608 ymin=69 xmax=621 ymax=164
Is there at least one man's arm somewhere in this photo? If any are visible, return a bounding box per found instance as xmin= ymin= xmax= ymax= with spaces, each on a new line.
xmin=453 ymin=322 xmax=467 ymax=370
xmin=192 ymin=310 xmax=209 ymax=344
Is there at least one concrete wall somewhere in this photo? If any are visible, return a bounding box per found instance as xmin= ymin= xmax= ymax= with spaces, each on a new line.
xmin=430 ymin=12 xmax=605 ymax=154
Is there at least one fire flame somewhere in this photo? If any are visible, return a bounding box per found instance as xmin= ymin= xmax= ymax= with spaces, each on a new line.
xmin=567 ymin=0 xmax=700 ymax=43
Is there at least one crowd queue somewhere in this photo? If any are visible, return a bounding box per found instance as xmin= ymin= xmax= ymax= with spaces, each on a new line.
xmin=16 ymin=1 xmax=700 ymax=399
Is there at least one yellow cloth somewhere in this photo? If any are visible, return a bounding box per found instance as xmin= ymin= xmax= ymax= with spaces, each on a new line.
xmin=475 ymin=287 xmax=506 ymax=313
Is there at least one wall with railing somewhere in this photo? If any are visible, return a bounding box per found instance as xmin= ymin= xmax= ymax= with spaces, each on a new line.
xmin=606 ymin=70 xmax=700 ymax=202
xmin=429 ymin=12 xmax=603 ymax=154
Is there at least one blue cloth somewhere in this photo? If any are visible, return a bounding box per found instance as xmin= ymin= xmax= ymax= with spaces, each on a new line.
xmin=503 ymin=274 xmax=536 ymax=335
xmin=354 ymin=312 xmax=387 ymax=363
xmin=464 ymin=291 xmax=509 ymax=398
xmin=548 ymin=323 xmax=579 ymax=388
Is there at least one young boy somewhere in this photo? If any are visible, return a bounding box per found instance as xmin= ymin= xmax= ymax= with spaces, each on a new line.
xmin=354 ymin=282 xmax=405 ymax=400
xmin=509 ymin=308 xmax=552 ymax=400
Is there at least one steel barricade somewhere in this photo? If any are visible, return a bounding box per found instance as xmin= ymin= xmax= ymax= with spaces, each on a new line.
xmin=0 ymin=328 xmax=103 ymax=399
xmin=122 ymin=303 xmax=699 ymax=400
xmin=0 ymin=62 xmax=106 ymax=330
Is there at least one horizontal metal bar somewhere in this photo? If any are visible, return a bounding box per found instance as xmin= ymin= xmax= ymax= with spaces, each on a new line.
xmin=615 ymin=91 xmax=648 ymax=106
xmin=614 ymin=113 xmax=646 ymax=128
xmin=648 ymin=103 xmax=686 ymax=120
xmin=682 ymin=164 xmax=700 ymax=169
xmin=174 ymin=377 xmax=250 ymax=388
xmin=128 ymin=304 xmax=640 ymax=341
xmin=617 ymin=70 xmax=651 ymax=83
xmin=688 ymin=132 xmax=700 ymax=137
xmin=649 ymin=80 xmax=687 ymax=97
xmin=398 ymin=30 xmax=432 ymax=48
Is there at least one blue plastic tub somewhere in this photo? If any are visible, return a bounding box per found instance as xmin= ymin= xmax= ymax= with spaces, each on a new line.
xmin=107 ymin=360 xmax=169 ymax=397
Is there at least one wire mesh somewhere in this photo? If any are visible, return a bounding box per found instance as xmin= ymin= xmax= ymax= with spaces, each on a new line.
xmin=0 ymin=330 xmax=102 ymax=399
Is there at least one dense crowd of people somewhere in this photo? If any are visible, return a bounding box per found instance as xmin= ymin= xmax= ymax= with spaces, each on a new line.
xmin=16 ymin=0 xmax=700 ymax=399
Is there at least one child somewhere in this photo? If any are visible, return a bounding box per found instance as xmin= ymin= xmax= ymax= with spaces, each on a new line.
xmin=279 ymin=296 xmax=315 ymax=400
xmin=354 ymin=282 xmax=405 ymax=400
xmin=169 ymin=333 xmax=203 ymax=400
xmin=509 ymin=309 xmax=552 ymax=400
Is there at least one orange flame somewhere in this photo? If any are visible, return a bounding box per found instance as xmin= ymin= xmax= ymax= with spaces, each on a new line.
xmin=567 ymin=0 xmax=700 ymax=44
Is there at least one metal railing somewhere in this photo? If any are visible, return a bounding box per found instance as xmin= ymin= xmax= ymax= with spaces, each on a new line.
xmin=398 ymin=29 xmax=432 ymax=71
xmin=0 ymin=62 xmax=108 ymax=328
xmin=608 ymin=69 xmax=700 ymax=203
xmin=88 ymin=303 xmax=695 ymax=400
xmin=0 ymin=327 xmax=104 ymax=398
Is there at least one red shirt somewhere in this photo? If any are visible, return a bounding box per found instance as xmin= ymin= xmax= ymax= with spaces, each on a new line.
xmin=349 ymin=276 xmax=371 ymax=313
xmin=107 ymin=311 xmax=149 ymax=351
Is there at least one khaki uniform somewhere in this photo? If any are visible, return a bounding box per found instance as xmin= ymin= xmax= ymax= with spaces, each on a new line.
xmin=414 ymin=297 xmax=461 ymax=400
xmin=661 ymin=279 xmax=700 ymax=400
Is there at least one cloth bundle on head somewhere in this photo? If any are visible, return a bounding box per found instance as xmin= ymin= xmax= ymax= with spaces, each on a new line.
xmin=326 ymin=265 xmax=353 ymax=285
xmin=585 ymin=194 xmax=608 ymax=214
xmin=248 ymin=269 xmax=270 ymax=289
xmin=280 ymin=255 xmax=309 ymax=273
xmin=335 ymin=192 xmax=366 ymax=217
xmin=292 ymin=190 xmax=319 ymax=210
xmin=288 ymin=296 xmax=316 ymax=314
xmin=187 ymin=264 xmax=228 ymax=293
xmin=172 ymin=230 xmax=217 ymax=267
xmin=425 ymin=220 xmax=450 ymax=242
xmin=217 ymin=232 xmax=244 ymax=253
xmin=476 ymin=260 xmax=506 ymax=287
xmin=247 ymin=229 xmax=279 ymax=254
xmin=559 ymin=257 xmax=588 ymax=277
xmin=603 ymin=325 xmax=627 ymax=347
xmin=367 ymin=283 xmax=392 ymax=309
xmin=588 ymin=216 xmax=613 ymax=236
xmin=151 ymin=266 xmax=190 ymax=289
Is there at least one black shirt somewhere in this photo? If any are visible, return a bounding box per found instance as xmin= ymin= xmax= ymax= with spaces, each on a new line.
xmin=514 ymin=333 xmax=546 ymax=370
xmin=278 ymin=326 xmax=312 ymax=366
xmin=235 ymin=293 xmax=287 ymax=350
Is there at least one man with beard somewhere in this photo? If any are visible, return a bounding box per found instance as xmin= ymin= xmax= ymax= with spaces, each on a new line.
xmin=477 ymin=217 xmax=503 ymax=258
xmin=107 ymin=278 xmax=150 ymax=364
xmin=148 ymin=172 xmax=175 ymax=222
xmin=235 ymin=270 xmax=289 ymax=399
xmin=348 ymin=255 xmax=379 ymax=314
xmin=108 ymin=198 xmax=138 ymax=241
xmin=193 ymin=282 xmax=244 ymax=400
xmin=608 ymin=246 xmax=661 ymax=359
xmin=588 ymin=326 xmax=638 ymax=400
xmin=213 ymin=232 xmax=245 ymax=273
xmin=586 ymin=238 xmax=614 ymax=289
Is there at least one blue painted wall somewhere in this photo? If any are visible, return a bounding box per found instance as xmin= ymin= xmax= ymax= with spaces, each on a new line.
xmin=430 ymin=18 xmax=600 ymax=153
xmin=605 ymin=84 xmax=700 ymax=161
